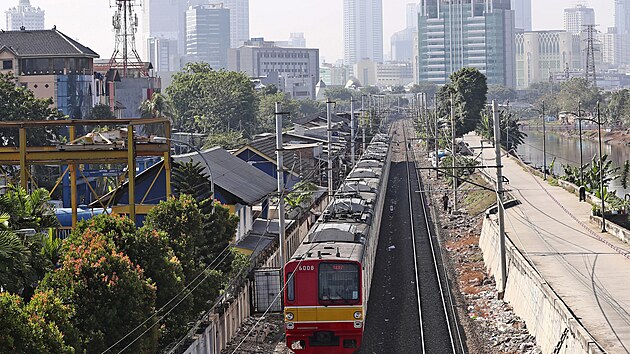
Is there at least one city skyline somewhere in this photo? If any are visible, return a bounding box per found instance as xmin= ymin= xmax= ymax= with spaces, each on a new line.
xmin=3 ymin=0 xmax=617 ymax=64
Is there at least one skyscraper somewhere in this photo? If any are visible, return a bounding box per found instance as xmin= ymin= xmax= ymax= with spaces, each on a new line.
xmin=343 ymin=0 xmax=384 ymax=65
xmin=141 ymin=0 xmax=181 ymax=72
xmin=511 ymin=0 xmax=532 ymax=32
xmin=406 ymin=2 xmax=419 ymax=29
xmin=617 ymin=0 xmax=630 ymax=34
xmin=417 ymin=0 xmax=515 ymax=87
xmin=5 ymin=0 xmax=44 ymax=31
xmin=185 ymin=4 xmax=231 ymax=69
xmin=217 ymin=0 xmax=249 ymax=48
xmin=564 ymin=5 xmax=595 ymax=34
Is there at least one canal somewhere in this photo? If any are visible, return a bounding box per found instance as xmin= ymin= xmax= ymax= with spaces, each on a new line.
xmin=517 ymin=129 xmax=630 ymax=196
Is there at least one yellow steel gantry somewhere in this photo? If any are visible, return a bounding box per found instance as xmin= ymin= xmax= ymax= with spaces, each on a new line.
xmin=0 ymin=118 xmax=172 ymax=227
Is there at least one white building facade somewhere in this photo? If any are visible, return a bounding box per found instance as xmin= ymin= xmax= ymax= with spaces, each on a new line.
xmin=5 ymin=0 xmax=44 ymax=31
xmin=343 ymin=0 xmax=384 ymax=65
xmin=515 ymin=31 xmax=580 ymax=89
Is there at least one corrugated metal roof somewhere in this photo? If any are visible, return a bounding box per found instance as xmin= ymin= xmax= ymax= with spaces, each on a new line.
xmin=0 ymin=29 xmax=99 ymax=58
xmin=174 ymin=147 xmax=276 ymax=205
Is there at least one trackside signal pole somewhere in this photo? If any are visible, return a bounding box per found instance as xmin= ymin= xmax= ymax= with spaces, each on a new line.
xmin=351 ymin=97 xmax=356 ymax=165
xmin=434 ymin=93 xmax=439 ymax=179
xmin=275 ymin=103 xmax=287 ymax=281
xmin=492 ymin=100 xmax=507 ymax=298
xmin=327 ymin=100 xmax=334 ymax=201
xmin=451 ymin=93 xmax=457 ymax=213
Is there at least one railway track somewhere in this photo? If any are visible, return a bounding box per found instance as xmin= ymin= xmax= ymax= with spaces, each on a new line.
xmin=360 ymin=119 xmax=466 ymax=353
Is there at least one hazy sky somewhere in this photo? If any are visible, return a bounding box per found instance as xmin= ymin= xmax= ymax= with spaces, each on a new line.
xmin=9 ymin=0 xmax=616 ymax=63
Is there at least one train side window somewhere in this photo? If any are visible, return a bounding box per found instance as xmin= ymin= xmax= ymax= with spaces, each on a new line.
xmin=287 ymin=273 xmax=295 ymax=301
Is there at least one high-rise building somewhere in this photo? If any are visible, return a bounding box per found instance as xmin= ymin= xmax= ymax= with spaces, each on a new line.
xmin=228 ymin=38 xmax=319 ymax=100
xmin=214 ymin=0 xmax=249 ymax=48
xmin=343 ymin=0 xmax=384 ymax=65
xmin=185 ymin=4 xmax=231 ymax=69
xmin=406 ymin=2 xmax=418 ymax=29
xmin=614 ymin=0 xmax=630 ymax=66
xmin=391 ymin=28 xmax=415 ymax=62
xmin=141 ymin=0 xmax=182 ymax=72
xmin=511 ymin=0 xmax=532 ymax=32
xmin=417 ymin=0 xmax=515 ymax=87
xmin=617 ymin=0 xmax=630 ymax=34
xmin=564 ymin=5 xmax=595 ymax=34
xmin=5 ymin=0 xmax=44 ymax=31
xmin=289 ymin=33 xmax=306 ymax=48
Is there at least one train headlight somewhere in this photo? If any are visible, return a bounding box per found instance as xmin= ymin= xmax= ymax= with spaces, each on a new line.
xmin=353 ymin=311 xmax=362 ymax=319
xmin=286 ymin=312 xmax=294 ymax=321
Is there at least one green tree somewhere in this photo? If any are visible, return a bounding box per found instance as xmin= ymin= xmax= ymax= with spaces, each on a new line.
xmin=70 ymin=214 xmax=190 ymax=346
xmin=555 ymin=78 xmax=601 ymax=113
xmin=487 ymin=84 xmax=517 ymax=103
xmin=438 ymin=67 xmax=488 ymax=136
xmin=143 ymin=195 xmax=227 ymax=317
xmin=607 ymin=89 xmax=630 ymax=127
xmin=39 ymin=230 xmax=157 ymax=353
xmin=475 ymin=110 xmax=527 ymax=151
xmin=86 ymin=104 xmax=115 ymax=119
xmin=390 ymin=85 xmax=406 ymax=94
xmin=139 ymin=93 xmax=175 ymax=136
xmin=324 ymin=87 xmax=354 ymax=101
xmin=166 ymin=63 xmax=258 ymax=135
xmin=204 ymin=130 xmax=248 ymax=150
xmin=256 ymin=92 xmax=298 ymax=132
xmin=0 ymin=186 xmax=59 ymax=297
xmin=0 ymin=72 xmax=64 ymax=147
xmin=0 ymin=218 xmax=33 ymax=295
xmin=410 ymin=81 xmax=439 ymax=98
xmin=0 ymin=292 xmax=73 ymax=354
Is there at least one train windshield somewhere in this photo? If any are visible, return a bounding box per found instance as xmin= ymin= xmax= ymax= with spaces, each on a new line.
xmin=318 ymin=263 xmax=360 ymax=303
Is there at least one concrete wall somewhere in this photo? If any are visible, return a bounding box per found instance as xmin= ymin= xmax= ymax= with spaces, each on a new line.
xmin=479 ymin=217 xmax=604 ymax=354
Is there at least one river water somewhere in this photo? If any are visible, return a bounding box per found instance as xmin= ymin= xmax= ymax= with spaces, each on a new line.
xmin=517 ymin=129 xmax=630 ymax=196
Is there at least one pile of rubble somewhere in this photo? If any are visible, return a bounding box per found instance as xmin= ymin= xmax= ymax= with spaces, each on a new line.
xmin=222 ymin=314 xmax=291 ymax=354
xmin=417 ymin=148 xmax=541 ymax=354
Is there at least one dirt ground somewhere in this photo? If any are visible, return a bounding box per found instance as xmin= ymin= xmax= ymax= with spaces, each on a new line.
xmin=415 ymin=142 xmax=542 ymax=354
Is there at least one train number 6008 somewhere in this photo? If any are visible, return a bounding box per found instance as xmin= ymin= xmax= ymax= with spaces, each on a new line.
xmin=298 ymin=265 xmax=314 ymax=271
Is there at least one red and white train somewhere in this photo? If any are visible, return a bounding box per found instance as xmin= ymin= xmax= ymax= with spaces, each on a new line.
xmin=284 ymin=133 xmax=391 ymax=353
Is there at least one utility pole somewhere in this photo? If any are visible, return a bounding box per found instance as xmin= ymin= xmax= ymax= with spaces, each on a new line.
xmin=326 ymin=100 xmax=334 ymax=201
xmin=350 ymin=97 xmax=356 ymax=166
xmin=274 ymin=103 xmax=287 ymax=282
xmin=451 ymin=93 xmax=457 ymax=213
xmin=434 ymin=93 xmax=439 ymax=179
xmin=361 ymin=95 xmax=366 ymax=152
xmin=506 ymin=100 xmax=510 ymax=151
xmin=578 ymin=100 xmax=584 ymax=186
xmin=597 ymin=102 xmax=606 ymax=233
xmin=542 ymin=101 xmax=547 ymax=180
xmin=492 ymin=100 xmax=507 ymax=298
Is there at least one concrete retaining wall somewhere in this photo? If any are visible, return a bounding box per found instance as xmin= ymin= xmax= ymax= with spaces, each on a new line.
xmin=479 ymin=217 xmax=604 ymax=354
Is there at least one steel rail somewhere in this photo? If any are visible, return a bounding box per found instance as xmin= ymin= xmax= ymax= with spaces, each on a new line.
xmin=406 ymin=120 xmax=465 ymax=354
xmin=401 ymin=120 xmax=426 ymax=354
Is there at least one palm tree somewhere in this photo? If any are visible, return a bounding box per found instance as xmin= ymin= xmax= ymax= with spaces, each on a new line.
xmin=0 ymin=213 xmax=32 ymax=294
xmin=139 ymin=93 xmax=175 ymax=136
xmin=0 ymin=186 xmax=59 ymax=296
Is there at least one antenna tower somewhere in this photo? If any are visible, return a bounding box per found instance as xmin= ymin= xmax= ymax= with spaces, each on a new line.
xmin=108 ymin=0 xmax=147 ymax=78
xmin=583 ymin=24 xmax=598 ymax=86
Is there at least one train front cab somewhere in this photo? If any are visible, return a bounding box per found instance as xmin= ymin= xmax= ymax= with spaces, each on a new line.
xmin=284 ymin=259 xmax=364 ymax=353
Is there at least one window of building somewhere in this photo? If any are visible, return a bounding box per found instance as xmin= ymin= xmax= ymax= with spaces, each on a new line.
xmin=2 ymin=60 xmax=13 ymax=70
